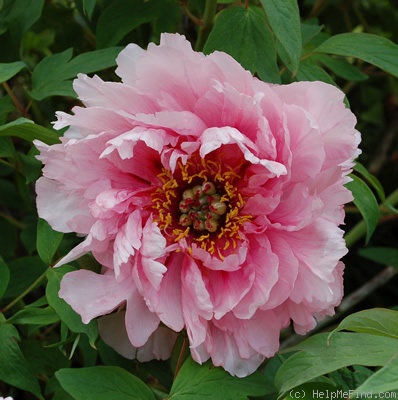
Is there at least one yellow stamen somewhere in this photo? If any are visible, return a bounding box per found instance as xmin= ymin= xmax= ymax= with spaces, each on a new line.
xmin=151 ymin=153 xmax=252 ymax=259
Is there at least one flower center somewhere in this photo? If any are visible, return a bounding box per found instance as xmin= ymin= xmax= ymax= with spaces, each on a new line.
xmin=151 ymin=153 xmax=251 ymax=259
xmin=178 ymin=182 xmax=228 ymax=233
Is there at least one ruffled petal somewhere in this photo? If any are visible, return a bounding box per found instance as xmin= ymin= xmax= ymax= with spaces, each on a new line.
xmin=59 ymin=270 xmax=133 ymax=323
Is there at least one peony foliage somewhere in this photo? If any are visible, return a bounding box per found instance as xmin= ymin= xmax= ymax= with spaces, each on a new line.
xmin=0 ymin=0 xmax=398 ymax=399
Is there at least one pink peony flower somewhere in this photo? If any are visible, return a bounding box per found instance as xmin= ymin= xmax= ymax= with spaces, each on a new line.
xmin=35 ymin=33 xmax=360 ymax=377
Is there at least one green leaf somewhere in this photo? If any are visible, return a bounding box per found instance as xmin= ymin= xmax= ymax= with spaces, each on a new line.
xmin=37 ymin=218 xmax=64 ymax=265
xmin=21 ymin=339 xmax=69 ymax=376
xmin=315 ymin=33 xmax=398 ymax=78
xmin=0 ymin=0 xmax=45 ymax=61
xmin=296 ymin=58 xmax=336 ymax=85
xmin=30 ymin=47 xmax=122 ymax=100
xmin=0 ymin=95 xmax=15 ymax=122
xmin=354 ymin=162 xmax=385 ymax=202
xmin=0 ymin=117 xmax=60 ymax=144
xmin=169 ymin=356 xmax=271 ymax=400
xmin=260 ymin=0 xmax=302 ymax=73
xmin=345 ymin=175 xmax=380 ymax=244
xmin=0 ymin=136 xmax=14 ymax=157
xmin=4 ymin=256 xmax=47 ymax=299
xmin=0 ymin=323 xmax=43 ymax=399
xmin=317 ymin=54 xmax=368 ymax=81
xmin=353 ymin=353 xmax=398 ymax=396
xmin=359 ymin=247 xmax=398 ymax=269
xmin=285 ymin=382 xmax=339 ymax=400
xmin=46 ymin=265 xmax=98 ymax=347
xmin=0 ymin=256 xmax=10 ymax=299
xmin=7 ymin=306 xmax=59 ymax=325
xmin=96 ymin=0 xmax=161 ymax=48
xmin=204 ymin=6 xmax=280 ymax=83
xmin=18 ymin=150 xmax=42 ymax=184
xmin=82 ymin=0 xmax=96 ymax=19
xmin=0 ymin=61 xmax=26 ymax=82
xmin=329 ymin=308 xmax=398 ymax=340
xmin=56 ymin=366 xmax=155 ymax=400
xmin=276 ymin=332 xmax=398 ymax=396
xmin=301 ymin=22 xmax=323 ymax=46
xmin=0 ymin=218 xmax=17 ymax=259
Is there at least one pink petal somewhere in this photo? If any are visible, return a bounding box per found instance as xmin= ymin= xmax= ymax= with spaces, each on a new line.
xmin=144 ymin=253 xmax=184 ymax=332
xmin=125 ymin=287 xmax=160 ymax=347
xmin=181 ymin=256 xmax=212 ymax=347
xmin=113 ymin=210 xmax=142 ymax=275
xmin=200 ymin=126 xmax=287 ymax=177
xmin=36 ymin=177 xmax=91 ymax=233
xmin=73 ymin=73 xmax=157 ymax=114
xmin=59 ymin=270 xmax=133 ymax=323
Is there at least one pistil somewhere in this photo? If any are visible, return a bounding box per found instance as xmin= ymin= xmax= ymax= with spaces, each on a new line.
xmin=178 ymin=181 xmax=228 ymax=233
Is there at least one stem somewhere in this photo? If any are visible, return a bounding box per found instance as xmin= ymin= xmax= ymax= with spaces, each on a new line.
xmin=194 ymin=0 xmax=217 ymax=51
xmin=174 ymin=336 xmax=188 ymax=379
xmin=345 ymin=188 xmax=398 ymax=248
xmin=1 ymin=270 xmax=47 ymax=313
xmin=2 ymin=82 xmax=26 ymax=116
xmin=182 ymin=2 xmax=203 ymax=27
xmin=0 ymin=211 xmax=26 ymax=229
xmin=307 ymin=0 xmax=328 ymax=19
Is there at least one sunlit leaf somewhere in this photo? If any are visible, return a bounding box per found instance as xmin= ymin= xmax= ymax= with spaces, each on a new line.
xmin=56 ymin=366 xmax=155 ymax=400
xmin=0 ymin=117 xmax=60 ymax=144
xmin=276 ymin=332 xmax=398 ymax=396
xmin=30 ymin=47 xmax=122 ymax=100
xmin=315 ymin=33 xmax=398 ymax=78
xmin=353 ymin=354 xmax=398 ymax=396
xmin=329 ymin=308 xmax=398 ymax=340
xmin=169 ymin=356 xmax=271 ymax=400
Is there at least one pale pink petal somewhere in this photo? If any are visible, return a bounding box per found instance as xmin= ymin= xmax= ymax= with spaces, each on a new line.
xmin=143 ymin=253 xmax=184 ymax=332
xmin=73 ymin=73 xmax=157 ymax=114
xmin=59 ymin=270 xmax=133 ymax=323
xmin=232 ymin=235 xmax=279 ymax=318
xmin=200 ymin=126 xmax=287 ymax=177
xmin=125 ymin=287 xmax=160 ymax=347
xmin=181 ymin=256 xmax=212 ymax=347
xmin=141 ymin=217 xmax=167 ymax=259
xmin=113 ymin=210 xmax=142 ymax=275
xmin=36 ymin=177 xmax=91 ymax=233
xmin=98 ymin=312 xmax=177 ymax=361
xmin=98 ymin=312 xmax=136 ymax=359
xmin=136 ymin=326 xmax=178 ymax=362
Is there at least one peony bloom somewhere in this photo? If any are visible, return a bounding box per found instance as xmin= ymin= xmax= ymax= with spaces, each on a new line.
xmin=35 ymin=33 xmax=360 ymax=377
